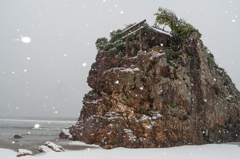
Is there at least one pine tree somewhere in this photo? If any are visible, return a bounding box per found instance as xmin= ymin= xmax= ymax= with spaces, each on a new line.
xmin=154 ymin=7 xmax=195 ymax=44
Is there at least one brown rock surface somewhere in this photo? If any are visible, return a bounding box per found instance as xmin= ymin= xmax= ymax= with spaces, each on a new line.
xmin=60 ymin=30 xmax=240 ymax=149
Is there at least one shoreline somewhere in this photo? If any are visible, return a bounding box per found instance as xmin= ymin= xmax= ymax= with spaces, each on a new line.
xmin=2 ymin=142 xmax=240 ymax=159
xmin=0 ymin=138 xmax=100 ymax=154
xmin=1 ymin=136 xmax=240 ymax=153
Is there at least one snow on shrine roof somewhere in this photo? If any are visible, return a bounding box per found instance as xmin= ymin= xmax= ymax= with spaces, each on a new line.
xmin=150 ymin=27 xmax=172 ymax=37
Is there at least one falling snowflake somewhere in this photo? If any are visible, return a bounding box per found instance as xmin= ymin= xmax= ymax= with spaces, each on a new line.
xmin=34 ymin=124 xmax=40 ymax=129
xmin=64 ymin=54 xmax=67 ymax=57
xmin=232 ymin=19 xmax=236 ymax=22
xmin=55 ymin=111 xmax=58 ymax=114
xmin=21 ymin=37 xmax=31 ymax=43
xmin=24 ymin=69 xmax=27 ymax=72
xmin=120 ymin=11 xmax=123 ymax=14
xmin=27 ymin=57 xmax=30 ymax=60
xmin=82 ymin=63 xmax=87 ymax=67
xmin=115 ymin=80 xmax=119 ymax=84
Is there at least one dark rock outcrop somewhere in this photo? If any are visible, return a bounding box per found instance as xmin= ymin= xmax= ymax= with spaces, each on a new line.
xmin=60 ymin=30 xmax=240 ymax=149
xmin=14 ymin=134 xmax=22 ymax=139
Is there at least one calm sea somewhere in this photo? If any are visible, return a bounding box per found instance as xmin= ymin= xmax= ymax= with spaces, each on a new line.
xmin=0 ymin=118 xmax=76 ymax=152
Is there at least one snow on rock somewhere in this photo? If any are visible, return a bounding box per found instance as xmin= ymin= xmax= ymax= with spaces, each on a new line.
xmin=133 ymin=68 xmax=141 ymax=71
xmin=44 ymin=141 xmax=64 ymax=152
xmin=61 ymin=128 xmax=73 ymax=139
xmin=85 ymin=99 xmax=102 ymax=104
xmin=120 ymin=68 xmax=135 ymax=74
xmin=123 ymin=129 xmax=137 ymax=141
xmin=38 ymin=145 xmax=52 ymax=153
xmin=17 ymin=149 xmax=33 ymax=157
xmin=151 ymin=111 xmax=162 ymax=120
xmin=140 ymin=114 xmax=150 ymax=122
xmin=104 ymin=67 xmax=141 ymax=75
xmin=150 ymin=27 xmax=172 ymax=37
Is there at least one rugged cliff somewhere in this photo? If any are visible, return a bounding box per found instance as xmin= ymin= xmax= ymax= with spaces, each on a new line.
xmin=60 ymin=30 xmax=240 ymax=149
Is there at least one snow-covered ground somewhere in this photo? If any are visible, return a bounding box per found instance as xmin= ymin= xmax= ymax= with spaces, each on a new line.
xmin=1 ymin=141 xmax=240 ymax=159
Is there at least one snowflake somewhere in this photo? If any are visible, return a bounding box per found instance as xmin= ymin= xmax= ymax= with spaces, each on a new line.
xmin=21 ymin=37 xmax=31 ymax=43
xmin=34 ymin=124 xmax=40 ymax=129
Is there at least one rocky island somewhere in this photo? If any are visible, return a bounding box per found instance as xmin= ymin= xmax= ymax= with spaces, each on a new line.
xmin=60 ymin=7 xmax=240 ymax=149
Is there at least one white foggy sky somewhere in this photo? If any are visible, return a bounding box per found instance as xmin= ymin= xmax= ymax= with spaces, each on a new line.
xmin=0 ymin=0 xmax=239 ymax=119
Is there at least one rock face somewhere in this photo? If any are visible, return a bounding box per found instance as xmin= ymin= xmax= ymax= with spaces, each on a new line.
xmin=60 ymin=30 xmax=240 ymax=149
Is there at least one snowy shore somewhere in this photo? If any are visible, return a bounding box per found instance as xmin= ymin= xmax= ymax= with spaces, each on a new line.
xmin=1 ymin=141 xmax=240 ymax=159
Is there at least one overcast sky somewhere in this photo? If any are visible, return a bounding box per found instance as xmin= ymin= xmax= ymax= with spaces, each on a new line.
xmin=0 ymin=0 xmax=239 ymax=119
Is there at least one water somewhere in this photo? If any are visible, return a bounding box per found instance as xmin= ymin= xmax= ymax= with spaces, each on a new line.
xmin=0 ymin=118 xmax=76 ymax=152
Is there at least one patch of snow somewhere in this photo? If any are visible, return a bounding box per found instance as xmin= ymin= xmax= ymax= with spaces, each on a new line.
xmin=123 ymin=129 xmax=137 ymax=141
xmin=85 ymin=99 xmax=102 ymax=104
xmin=151 ymin=112 xmax=162 ymax=120
xmin=150 ymin=27 xmax=172 ymax=37
xmin=133 ymin=68 xmax=141 ymax=71
xmin=104 ymin=67 xmax=140 ymax=75
xmin=38 ymin=145 xmax=52 ymax=152
xmin=124 ymin=129 xmax=132 ymax=133
xmin=154 ymin=53 xmax=165 ymax=58
xmin=144 ymin=124 xmax=152 ymax=129
xmin=17 ymin=149 xmax=33 ymax=156
xmin=120 ymin=68 xmax=134 ymax=73
xmin=62 ymin=128 xmax=73 ymax=139
xmin=1 ymin=143 xmax=240 ymax=159
xmin=44 ymin=141 xmax=64 ymax=152
xmin=140 ymin=114 xmax=150 ymax=121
